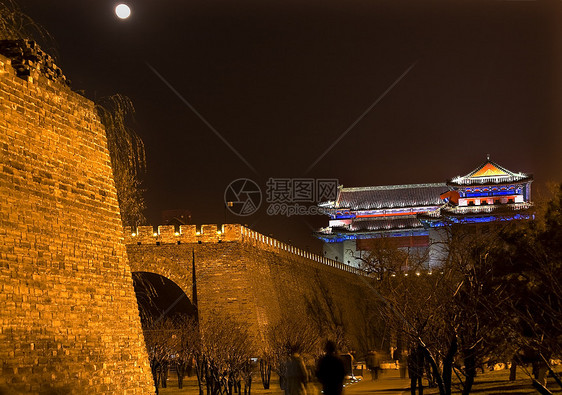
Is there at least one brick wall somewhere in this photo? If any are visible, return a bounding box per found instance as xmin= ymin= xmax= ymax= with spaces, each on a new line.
xmin=0 ymin=52 xmax=154 ymax=394
xmin=126 ymin=225 xmax=375 ymax=353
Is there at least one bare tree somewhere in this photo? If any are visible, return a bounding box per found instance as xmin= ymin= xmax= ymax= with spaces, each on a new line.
xmin=196 ymin=312 xmax=255 ymax=395
xmin=142 ymin=317 xmax=179 ymax=392
xmin=260 ymin=315 xmax=322 ymax=392
xmin=483 ymin=185 xmax=562 ymax=391
xmin=95 ymin=94 xmax=147 ymax=226
xmin=0 ymin=0 xmax=54 ymax=50
xmin=362 ymin=225 xmax=515 ymax=395
xmin=172 ymin=315 xmax=200 ymax=389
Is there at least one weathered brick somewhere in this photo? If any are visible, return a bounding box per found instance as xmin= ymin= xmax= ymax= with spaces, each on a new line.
xmin=126 ymin=225 xmax=371 ymax=352
xmin=0 ymin=49 xmax=154 ymax=394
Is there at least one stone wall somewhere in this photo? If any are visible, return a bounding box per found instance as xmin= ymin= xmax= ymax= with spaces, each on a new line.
xmin=0 ymin=50 xmax=154 ymax=394
xmin=125 ymin=225 xmax=377 ymax=353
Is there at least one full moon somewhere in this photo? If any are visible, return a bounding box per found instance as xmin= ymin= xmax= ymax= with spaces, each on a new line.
xmin=115 ymin=4 xmax=131 ymax=19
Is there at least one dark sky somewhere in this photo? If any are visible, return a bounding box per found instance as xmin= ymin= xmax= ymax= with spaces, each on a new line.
xmin=16 ymin=0 xmax=562 ymax=252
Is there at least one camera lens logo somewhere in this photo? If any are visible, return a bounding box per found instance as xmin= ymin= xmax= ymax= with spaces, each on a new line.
xmin=224 ymin=178 xmax=262 ymax=216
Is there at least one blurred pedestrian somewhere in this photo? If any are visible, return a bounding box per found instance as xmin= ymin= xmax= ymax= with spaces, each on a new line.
xmin=285 ymin=346 xmax=308 ymax=395
xmin=316 ymin=341 xmax=346 ymax=395
xmin=399 ymin=350 xmax=408 ymax=379
xmin=366 ymin=350 xmax=376 ymax=380
xmin=408 ymin=345 xmax=424 ymax=395
xmin=391 ymin=347 xmax=399 ymax=368
xmin=373 ymin=350 xmax=382 ymax=379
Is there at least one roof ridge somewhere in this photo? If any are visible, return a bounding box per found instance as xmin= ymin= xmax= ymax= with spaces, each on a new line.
xmin=353 ymin=215 xmax=419 ymax=222
xmin=341 ymin=182 xmax=447 ymax=192
xmin=449 ymin=158 xmax=529 ymax=185
xmin=464 ymin=159 xmax=517 ymax=178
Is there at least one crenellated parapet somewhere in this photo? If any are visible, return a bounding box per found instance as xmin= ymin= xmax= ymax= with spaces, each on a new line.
xmin=239 ymin=226 xmax=365 ymax=275
xmin=0 ymin=40 xmax=70 ymax=86
xmin=124 ymin=223 xmax=243 ymax=244
xmin=124 ymin=224 xmax=364 ymax=275
xmin=125 ymin=223 xmax=372 ymax=353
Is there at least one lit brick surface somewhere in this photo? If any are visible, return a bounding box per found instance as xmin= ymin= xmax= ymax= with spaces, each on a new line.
xmin=126 ymin=225 xmax=370 ymax=351
xmin=0 ymin=54 xmax=154 ymax=394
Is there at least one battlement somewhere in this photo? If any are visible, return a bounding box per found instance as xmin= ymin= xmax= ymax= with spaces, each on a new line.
xmin=125 ymin=224 xmax=364 ymax=276
xmin=0 ymin=40 xmax=69 ymax=86
xmin=124 ymin=224 xmax=243 ymax=244
xmin=240 ymin=226 xmax=365 ymax=275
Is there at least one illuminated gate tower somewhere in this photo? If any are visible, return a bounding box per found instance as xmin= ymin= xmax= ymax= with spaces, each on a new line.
xmin=316 ymin=157 xmax=533 ymax=268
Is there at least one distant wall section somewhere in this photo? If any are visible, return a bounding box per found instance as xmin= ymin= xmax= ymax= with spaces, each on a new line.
xmin=125 ymin=224 xmax=376 ymax=352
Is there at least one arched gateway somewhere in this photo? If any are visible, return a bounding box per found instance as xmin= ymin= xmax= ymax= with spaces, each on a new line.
xmin=124 ymin=224 xmax=375 ymax=352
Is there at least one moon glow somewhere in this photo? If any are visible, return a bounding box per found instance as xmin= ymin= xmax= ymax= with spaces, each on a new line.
xmin=115 ymin=4 xmax=131 ymax=19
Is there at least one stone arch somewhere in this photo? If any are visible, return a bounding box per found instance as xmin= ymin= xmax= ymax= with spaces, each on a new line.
xmin=127 ymin=246 xmax=195 ymax=305
xmin=132 ymin=271 xmax=197 ymax=323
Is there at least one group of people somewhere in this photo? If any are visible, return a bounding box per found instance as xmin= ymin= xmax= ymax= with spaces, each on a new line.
xmin=282 ymin=342 xmax=431 ymax=395
xmin=366 ymin=346 xmax=429 ymax=395
xmin=282 ymin=341 xmax=346 ymax=395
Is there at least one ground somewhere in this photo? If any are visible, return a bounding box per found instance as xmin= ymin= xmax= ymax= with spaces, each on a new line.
xmin=159 ymin=366 xmax=562 ymax=394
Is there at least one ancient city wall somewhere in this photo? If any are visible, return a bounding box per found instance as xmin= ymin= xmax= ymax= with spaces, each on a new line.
xmin=0 ymin=48 xmax=154 ymax=394
xmin=125 ymin=224 xmax=375 ymax=352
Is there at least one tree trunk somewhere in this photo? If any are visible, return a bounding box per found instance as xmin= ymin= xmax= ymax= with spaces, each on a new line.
xmin=461 ymin=349 xmax=476 ymax=395
xmin=194 ymin=357 xmax=205 ymax=395
xmin=245 ymin=375 xmax=252 ymax=395
xmin=540 ymin=353 xmax=562 ymax=390
xmin=160 ymin=361 xmax=169 ymax=388
xmin=150 ymin=358 xmax=161 ymax=393
xmin=443 ymin=336 xmax=458 ymax=395
xmin=177 ymin=362 xmax=186 ymax=389
xmin=532 ymin=379 xmax=554 ymax=395
xmin=260 ymin=359 xmax=271 ymax=389
xmin=228 ymin=375 xmax=234 ymax=395
xmin=420 ymin=345 xmax=445 ymax=395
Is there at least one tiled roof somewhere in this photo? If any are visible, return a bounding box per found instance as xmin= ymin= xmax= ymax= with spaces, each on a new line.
xmin=335 ymin=183 xmax=447 ymax=210
xmin=418 ymin=203 xmax=533 ymax=223
xmin=345 ymin=216 xmax=423 ymax=232
xmin=449 ymin=159 xmax=531 ymax=186
xmin=440 ymin=202 xmax=533 ymax=216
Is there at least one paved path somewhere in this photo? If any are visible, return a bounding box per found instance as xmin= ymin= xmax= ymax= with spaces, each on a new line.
xmin=344 ymin=369 xmax=411 ymax=395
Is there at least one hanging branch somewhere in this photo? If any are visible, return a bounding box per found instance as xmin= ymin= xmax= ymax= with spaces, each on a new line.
xmin=0 ymin=0 xmax=57 ymax=57
xmin=95 ymin=94 xmax=147 ymax=226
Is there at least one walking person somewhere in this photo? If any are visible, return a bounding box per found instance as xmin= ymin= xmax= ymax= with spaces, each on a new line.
xmin=391 ymin=347 xmax=400 ymax=369
xmin=316 ymin=341 xmax=346 ymax=395
xmin=399 ymin=350 xmax=408 ymax=379
xmin=408 ymin=345 xmax=424 ymax=395
xmin=285 ymin=346 xmax=308 ymax=395
xmin=373 ymin=350 xmax=382 ymax=379
xmin=366 ymin=350 xmax=376 ymax=381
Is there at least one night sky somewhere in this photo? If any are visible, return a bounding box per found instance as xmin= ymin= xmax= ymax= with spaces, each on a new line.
xmin=15 ymin=0 xmax=562 ymax=252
